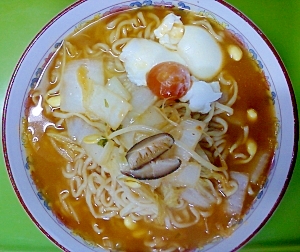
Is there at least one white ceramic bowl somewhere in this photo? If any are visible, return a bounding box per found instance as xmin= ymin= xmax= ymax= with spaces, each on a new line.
xmin=2 ymin=0 xmax=298 ymax=251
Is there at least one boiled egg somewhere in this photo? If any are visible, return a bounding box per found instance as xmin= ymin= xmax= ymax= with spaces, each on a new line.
xmin=177 ymin=25 xmax=223 ymax=80
xmin=119 ymin=38 xmax=186 ymax=86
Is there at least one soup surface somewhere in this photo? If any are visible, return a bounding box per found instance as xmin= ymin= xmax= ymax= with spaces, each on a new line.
xmin=23 ymin=6 xmax=277 ymax=252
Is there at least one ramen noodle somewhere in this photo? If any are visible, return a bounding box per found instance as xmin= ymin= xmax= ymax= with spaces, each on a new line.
xmin=23 ymin=6 xmax=277 ymax=252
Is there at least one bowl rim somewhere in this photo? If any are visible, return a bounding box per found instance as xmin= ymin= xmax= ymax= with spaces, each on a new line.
xmin=2 ymin=0 xmax=299 ymax=251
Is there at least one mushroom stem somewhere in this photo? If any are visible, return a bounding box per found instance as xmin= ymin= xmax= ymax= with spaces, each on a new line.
xmin=126 ymin=133 xmax=174 ymax=170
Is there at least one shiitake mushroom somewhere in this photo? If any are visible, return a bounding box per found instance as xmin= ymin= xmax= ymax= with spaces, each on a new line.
xmin=122 ymin=133 xmax=181 ymax=180
xmin=122 ymin=158 xmax=181 ymax=180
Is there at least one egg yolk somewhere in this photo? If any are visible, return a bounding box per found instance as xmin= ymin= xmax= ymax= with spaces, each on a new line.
xmin=146 ymin=61 xmax=191 ymax=99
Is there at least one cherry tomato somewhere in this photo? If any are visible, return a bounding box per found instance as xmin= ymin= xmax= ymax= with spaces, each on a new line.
xmin=146 ymin=61 xmax=191 ymax=99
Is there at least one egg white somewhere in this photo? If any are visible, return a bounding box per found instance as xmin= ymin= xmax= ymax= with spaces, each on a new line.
xmin=177 ymin=25 xmax=223 ymax=80
xmin=119 ymin=38 xmax=186 ymax=86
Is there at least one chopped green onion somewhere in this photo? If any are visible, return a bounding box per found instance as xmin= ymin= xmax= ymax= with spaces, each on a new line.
xmin=104 ymin=99 xmax=109 ymax=108
xmin=97 ymin=138 xmax=108 ymax=147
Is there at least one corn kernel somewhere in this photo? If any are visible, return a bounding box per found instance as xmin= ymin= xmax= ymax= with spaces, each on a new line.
xmin=124 ymin=216 xmax=138 ymax=230
xmin=83 ymin=134 xmax=102 ymax=144
xmin=228 ymin=45 xmax=243 ymax=61
xmin=132 ymin=229 xmax=147 ymax=238
xmin=247 ymin=139 xmax=257 ymax=157
xmin=247 ymin=108 xmax=257 ymax=121
xmin=47 ymin=95 xmax=61 ymax=107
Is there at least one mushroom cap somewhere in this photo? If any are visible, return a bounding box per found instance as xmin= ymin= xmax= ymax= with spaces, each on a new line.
xmin=126 ymin=133 xmax=175 ymax=170
xmin=122 ymin=158 xmax=182 ymax=180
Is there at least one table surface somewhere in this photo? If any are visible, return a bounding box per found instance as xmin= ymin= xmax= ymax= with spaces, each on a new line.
xmin=0 ymin=0 xmax=299 ymax=251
